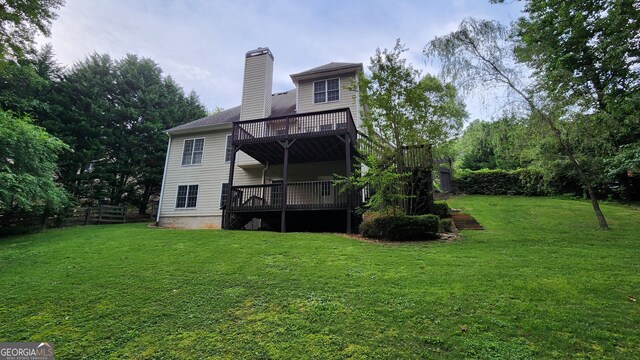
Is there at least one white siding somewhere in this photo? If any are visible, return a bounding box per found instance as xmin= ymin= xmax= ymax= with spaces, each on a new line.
xmin=240 ymin=53 xmax=273 ymax=121
xmin=159 ymin=129 xmax=263 ymax=219
xmin=297 ymin=74 xmax=359 ymax=125
xmin=265 ymin=160 xmax=346 ymax=182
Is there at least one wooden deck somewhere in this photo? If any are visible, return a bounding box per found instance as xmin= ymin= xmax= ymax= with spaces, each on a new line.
xmin=226 ymin=108 xmax=359 ymax=232
xmin=233 ymin=108 xmax=356 ymax=146
xmin=231 ymin=108 xmax=358 ymax=165
xmin=226 ymin=181 xmax=359 ymax=212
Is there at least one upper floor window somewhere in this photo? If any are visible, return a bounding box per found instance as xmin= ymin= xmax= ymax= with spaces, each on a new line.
xmin=224 ymin=135 xmax=232 ymax=163
xmin=313 ymin=78 xmax=340 ymax=104
xmin=181 ymin=138 xmax=204 ymax=166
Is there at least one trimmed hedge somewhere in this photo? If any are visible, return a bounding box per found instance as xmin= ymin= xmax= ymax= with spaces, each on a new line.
xmin=430 ymin=201 xmax=450 ymax=218
xmin=454 ymin=168 xmax=548 ymax=196
xmin=360 ymin=214 xmax=440 ymax=241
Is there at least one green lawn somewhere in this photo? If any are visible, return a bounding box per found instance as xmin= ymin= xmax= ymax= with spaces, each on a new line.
xmin=1 ymin=196 xmax=639 ymax=359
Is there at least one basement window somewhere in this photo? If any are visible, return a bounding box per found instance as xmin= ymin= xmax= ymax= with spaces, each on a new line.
xmin=313 ymin=78 xmax=340 ymax=103
xmin=176 ymin=184 xmax=199 ymax=208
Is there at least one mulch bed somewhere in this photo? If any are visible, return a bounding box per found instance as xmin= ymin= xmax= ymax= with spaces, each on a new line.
xmin=451 ymin=213 xmax=484 ymax=230
xmin=338 ymin=232 xmax=462 ymax=245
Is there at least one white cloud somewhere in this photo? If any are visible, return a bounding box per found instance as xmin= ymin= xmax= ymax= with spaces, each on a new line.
xmin=40 ymin=0 xmax=524 ymax=116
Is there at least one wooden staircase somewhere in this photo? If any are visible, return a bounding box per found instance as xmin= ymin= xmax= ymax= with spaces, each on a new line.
xmin=451 ymin=213 xmax=484 ymax=230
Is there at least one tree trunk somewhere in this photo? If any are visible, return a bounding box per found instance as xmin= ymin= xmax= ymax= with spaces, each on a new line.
xmin=138 ymin=184 xmax=152 ymax=215
xmin=587 ymin=186 xmax=609 ymax=230
xmin=546 ymin=115 xmax=609 ymax=230
xmin=501 ymin=79 xmax=610 ymax=230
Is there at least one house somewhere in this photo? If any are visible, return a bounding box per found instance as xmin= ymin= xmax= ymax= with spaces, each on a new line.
xmin=156 ymin=47 xmax=365 ymax=232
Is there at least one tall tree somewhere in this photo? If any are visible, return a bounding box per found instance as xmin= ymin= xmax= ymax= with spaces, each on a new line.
xmin=507 ymin=0 xmax=640 ymax=201
xmin=49 ymin=53 xmax=115 ymax=202
xmin=356 ymin=40 xmax=466 ymax=213
xmin=0 ymin=45 xmax=60 ymax=116
xmin=0 ymin=0 xmax=64 ymax=60
xmin=456 ymin=115 xmax=538 ymax=171
xmin=510 ymin=0 xmax=639 ymax=120
xmin=361 ymin=40 xmax=466 ymax=154
xmin=0 ymin=110 xmax=69 ymax=213
xmin=425 ymin=18 xmax=610 ymax=229
xmin=51 ymin=53 xmax=207 ymax=213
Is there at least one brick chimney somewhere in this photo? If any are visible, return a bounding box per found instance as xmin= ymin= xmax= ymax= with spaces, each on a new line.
xmin=240 ymin=47 xmax=274 ymax=121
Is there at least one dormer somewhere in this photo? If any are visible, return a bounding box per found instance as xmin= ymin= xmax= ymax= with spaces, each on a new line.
xmin=290 ymin=62 xmax=363 ymax=127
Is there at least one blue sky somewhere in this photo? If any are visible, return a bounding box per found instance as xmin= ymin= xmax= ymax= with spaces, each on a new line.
xmin=39 ymin=0 xmax=524 ymax=120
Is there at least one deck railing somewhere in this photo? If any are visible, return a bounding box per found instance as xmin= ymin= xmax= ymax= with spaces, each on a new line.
xmin=232 ymin=108 xmax=356 ymax=145
xmin=227 ymin=180 xmax=359 ymax=212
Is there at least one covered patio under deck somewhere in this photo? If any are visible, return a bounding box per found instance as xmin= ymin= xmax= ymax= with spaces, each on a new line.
xmin=224 ymin=108 xmax=360 ymax=233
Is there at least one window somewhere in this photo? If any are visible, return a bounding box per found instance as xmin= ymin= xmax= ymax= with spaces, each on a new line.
xmin=176 ymin=185 xmax=198 ymax=208
xmin=327 ymin=78 xmax=339 ymax=101
xmin=313 ymin=78 xmax=340 ymax=104
xmin=224 ymin=135 xmax=232 ymax=162
xmin=220 ymin=183 xmax=229 ymax=208
xmin=182 ymin=138 xmax=204 ymax=166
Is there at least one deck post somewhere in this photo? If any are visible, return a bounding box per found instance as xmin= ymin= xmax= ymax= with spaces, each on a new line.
xmin=281 ymin=140 xmax=289 ymax=232
xmin=225 ymin=126 xmax=238 ymax=229
xmin=345 ymin=133 xmax=352 ymax=234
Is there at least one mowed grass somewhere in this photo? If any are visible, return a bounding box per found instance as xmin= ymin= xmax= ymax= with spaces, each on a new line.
xmin=1 ymin=196 xmax=639 ymax=359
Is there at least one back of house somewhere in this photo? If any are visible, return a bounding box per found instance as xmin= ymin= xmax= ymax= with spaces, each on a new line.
xmin=156 ymin=47 xmax=364 ymax=232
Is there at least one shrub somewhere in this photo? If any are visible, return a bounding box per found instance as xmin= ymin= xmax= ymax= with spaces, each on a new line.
xmin=359 ymin=214 xmax=439 ymax=241
xmin=430 ymin=201 xmax=450 ymax=218
xmin=439 ymin=218 xmax=455 ymax=233
xmin=453 ymin=168 xmax=547 ymax=196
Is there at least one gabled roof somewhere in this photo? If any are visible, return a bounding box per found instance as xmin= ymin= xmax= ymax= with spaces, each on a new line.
xmin=166 ymin=61 xmax=363 ymax=135
xmin=290 ymin=62 xmax=363 ymax=82
xmin=167 ymin=89 xmax=297 ymax=135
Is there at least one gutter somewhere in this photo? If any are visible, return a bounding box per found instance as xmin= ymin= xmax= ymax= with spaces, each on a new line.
xmin=156 ymin=133 xmax=172 ymax=224
xmin=167 ymin=122 xmax=232 ymax=136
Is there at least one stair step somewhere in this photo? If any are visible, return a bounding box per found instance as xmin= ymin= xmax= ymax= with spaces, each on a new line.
xmin=451 ymin=213 xmax=484 ymax=230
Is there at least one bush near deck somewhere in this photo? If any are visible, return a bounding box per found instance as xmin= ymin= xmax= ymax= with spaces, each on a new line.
xmin=359 ymin=214 xmax=440 ymax=241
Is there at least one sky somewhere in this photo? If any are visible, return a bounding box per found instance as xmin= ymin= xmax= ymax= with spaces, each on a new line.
xmin=38 ymin=0 xmax=525 ymax=121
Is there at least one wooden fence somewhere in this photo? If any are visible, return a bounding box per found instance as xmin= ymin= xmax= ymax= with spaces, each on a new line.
xmin=0 ymin=204 xmax=145 ymax=236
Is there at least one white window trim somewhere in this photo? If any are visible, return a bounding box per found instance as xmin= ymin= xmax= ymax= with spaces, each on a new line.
xmin=181 ymin=137 xmax=206 ymax=167
xmin=313 ymin=78 xmax=341 ymax=104
xmin=224 ymin=134 xmax=232 ymax=163
xmin=174 ymin=184 xmax=199 ymax=210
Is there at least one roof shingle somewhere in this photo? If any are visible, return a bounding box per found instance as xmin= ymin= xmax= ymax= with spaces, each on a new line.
xmin=167 ymin=89 xmax=297 ymax=134
xmin=290 ymin=62 xmax=362 ymax=79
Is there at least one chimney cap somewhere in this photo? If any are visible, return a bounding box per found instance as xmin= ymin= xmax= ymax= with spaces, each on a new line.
xmin=245 ymin=47 xmax=274 ymax=60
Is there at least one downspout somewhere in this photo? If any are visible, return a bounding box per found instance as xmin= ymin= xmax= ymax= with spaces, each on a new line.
xmin=262 ymin=161 xmax=270 ymax=184
xmin=156 ymin=133 xmax=172 ymax=225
